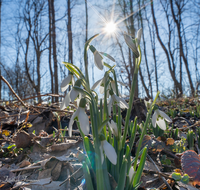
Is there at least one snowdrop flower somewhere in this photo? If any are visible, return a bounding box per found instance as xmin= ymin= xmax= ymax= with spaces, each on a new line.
xmin=136 ymin=28 xmax=142 ymax=46
xmin=124 ymin=32 xmax=139 ymax=58
xmin=89 ymin=45 xmax=104 ymax=70
xmin=60 ymin=80 xmax=81 ymax=110
xmin=108 ymin=120 xmax=118 ymax=137
xmin=144 ymin=99 xmax=152 ymax=110
xmin=99 ymin=134 xmax=117 ymax=165
xmin=123 ymin=28 xmax=142 ymax=58
xmin=108 ymin=90 xmax=129 ymax=116
xmin=68 ymin=98 xmax=89 ymax=137
xmin=91 ymin=77 xmax=125 ymax=97
xmin=60 ymin=73 xmax=75 ymax=92
xmin=128 ymin=166 xmax=135 ymax=182
xmin=152 ymin=109 xmax=172 ymax=130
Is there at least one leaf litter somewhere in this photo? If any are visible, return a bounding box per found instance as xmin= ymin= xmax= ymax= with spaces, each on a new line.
xmin=0 ymin=96 xmax=200 ymax=189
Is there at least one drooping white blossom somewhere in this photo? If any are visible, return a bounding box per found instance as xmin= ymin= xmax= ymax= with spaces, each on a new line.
xmin=68 ymin=98 xmax=89 ymax=137
xmin=152 ymin=109 xmax=172 ymax=130
xmin=100 ymin=140 xmax=117 ymax=165
xmin=108 ymin=120 xmax=118 ymax=137
xmin=108 ymin=94 xmax=129 ymax=116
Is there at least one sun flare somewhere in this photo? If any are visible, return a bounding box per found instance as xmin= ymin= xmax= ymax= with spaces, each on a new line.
xmin=104 ymin=22 xmax=117 ymax=34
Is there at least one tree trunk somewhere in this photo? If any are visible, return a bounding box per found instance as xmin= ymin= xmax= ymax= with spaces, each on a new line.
xmin=151 ymin=2 xmax=182 ymax=95
xmin=169 ymin=0 xmax=194 ymax=95
xmin=51 ymin=0 xmax=58 ymax=102
xmin=48 ymin=0 xmax=54 ymax=102
xmin=129 ymin=0 xmax=138 ymax=98
xmin=0 ymin=0 xmax=2 ymax=100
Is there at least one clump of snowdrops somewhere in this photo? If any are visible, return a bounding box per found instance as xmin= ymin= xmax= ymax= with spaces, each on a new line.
xmin=60 ymin=29 xmax=172 ymax=190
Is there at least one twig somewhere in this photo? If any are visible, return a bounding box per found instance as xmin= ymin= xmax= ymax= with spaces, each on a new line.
xmin=0 ymin=76 xmax=27 ymax=108
xmin=147 ymin=154 xmax=172 ymax=190
xmin=10 ymin=166 xmax=41 ymax=172
xmin=59 ymin=166 xmax=82 ymax=186
xmin=177 ymin=121 xmax=200 ymax=131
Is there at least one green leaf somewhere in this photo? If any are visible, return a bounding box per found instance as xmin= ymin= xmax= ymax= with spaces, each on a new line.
xmin=83 ymin=137 xmax=96 ymax=171
xmin=133 ymin=147 xmax=147 ymax=186
xmin=98 ymin=118 xmax=110 ymax=133
xmin=82 ymin=161 xmax=94 ymax=190
xmin=115 ymin=157 xmax=128 ymax=190
xmin=171 ymin=172 xmax=182 ymax=181
xmin=181 ymin=174 xmax=189 ymax=184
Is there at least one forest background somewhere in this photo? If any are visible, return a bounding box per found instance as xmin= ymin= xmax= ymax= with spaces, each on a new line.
xmin=0 ymin=0 xmax=199 ymax=103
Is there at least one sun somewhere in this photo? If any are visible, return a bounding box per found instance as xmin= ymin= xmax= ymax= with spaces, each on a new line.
xmin=104 ymin=21 xmax=117 ymax=34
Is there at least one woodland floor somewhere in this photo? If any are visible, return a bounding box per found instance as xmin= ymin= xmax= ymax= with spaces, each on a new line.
xmin=0 ymin=95 xmax=200 ymax=190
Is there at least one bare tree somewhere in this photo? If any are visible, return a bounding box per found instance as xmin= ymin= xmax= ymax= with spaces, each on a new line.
xmin=48 ymin=0 xmax=54 ymax=102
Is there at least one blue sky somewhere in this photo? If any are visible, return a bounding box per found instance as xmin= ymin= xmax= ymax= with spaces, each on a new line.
xmin=1 ymin=0 xmax=199 ymax=100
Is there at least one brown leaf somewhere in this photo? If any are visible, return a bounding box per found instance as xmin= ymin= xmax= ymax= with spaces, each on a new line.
xmin=181 ymin=150 xmax=200 ymax=184
xmin=14 ymin=131 xmax=33 ymax=148
xmin=166 ymin=138 xmax=175 ymax=145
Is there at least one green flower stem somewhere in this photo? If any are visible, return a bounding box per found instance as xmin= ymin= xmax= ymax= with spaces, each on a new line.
xmin=84 ymin=34 xmax=99 ymax=86
xmin=133 ymin=91 xmax=160 ymax=171
xmin=121 ymin=64 xmax=139 ymax=149
xmin=129 ymin=118 xmax=137 ymax=150
xmin=113 ymin=70 xmax=122 ymax=138
xmin=91 ymin=98 xmax=108 ymax=190
xmin=103 ymin=73 xmax=109 ymax=137
xmin=121 ymin=45 xmax=142 ymax=150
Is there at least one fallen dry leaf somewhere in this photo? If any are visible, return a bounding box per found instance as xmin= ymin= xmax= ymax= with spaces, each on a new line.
xmin=181 ymin=150 xmax=200 ymax=185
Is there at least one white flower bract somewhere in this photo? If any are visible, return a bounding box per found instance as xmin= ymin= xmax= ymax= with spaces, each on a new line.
xmin=152 ymin=109 xmax=172 ymax=130
xmin=68 ymin=107 xmax=89 ymax=137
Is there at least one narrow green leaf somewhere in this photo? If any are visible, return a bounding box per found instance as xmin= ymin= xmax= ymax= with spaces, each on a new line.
xmin=83 ymin=137 xmax=96 ymax=171
xmin=116 ymin=157 xmax=127 ymax=190
xmin=98 ymin=118 xmax=110 ymax=133
xmin=82 ymin=161 xmax=94 ymax=190
xmin=129 ymin=117 xmax=137 ymax=150
xmin=133 ymin=147 xmax=147 ymax=186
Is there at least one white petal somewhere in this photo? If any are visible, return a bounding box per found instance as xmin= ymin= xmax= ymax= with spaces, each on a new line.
xmin=78 ymin=108 xmax=90 ymax=135
xmin=68 ymin=109 xmax=79 ymax=137
xmin=156 ymin=118 xmax=166 ymax=130
xmin=70 ymin=88 xmax=79 ymax=102
xmin=60 ymin=92 xmax=71 ymax=110
xmin=123 ymin=32 xmax=139 ymax=58
xmin=108 ymin=120 xmax=118 ymax=137
xmin=91 ymin=79 xmax=103 ymax=90
xmin=94 ymin=51 xmax=103 ymax=70
xmin=99 ymin=52 xmax=115 ymax=62
xmin=117 ymin=81 xmax=126 ymax=86
xmin=152 ymin=112 xmax=157 ymax=128
xmin=71 ymin=75 xmax=75 ymax=86
xmin=99 ymin=86 xmax=105 ymax=94
xmin=159 ymin=110 xmax=172 ymax=123
xmin=137 ymin=28 xmax=142 ymax=45
xmin=76 ymin=93 xmax=82 ymax=107
xmin=114 ymin=95 xmax=129 ymax=109
xmin=102 ymin=140 xmax=117 ymax=165
xmin=108 ymin=98 xmax=113 ymax=116
xmin=61 ymin=75 xmax=72 ymax=92
xmin=128 ymin=167 xmax=135 ymax=182
xmin=111 ymin=81 xmax=117 ymax=94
